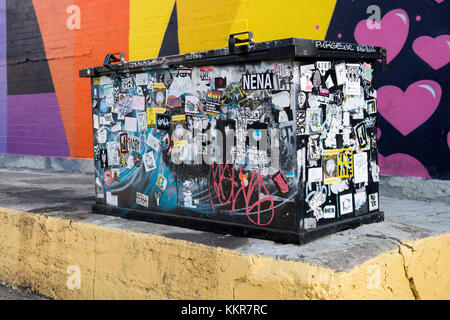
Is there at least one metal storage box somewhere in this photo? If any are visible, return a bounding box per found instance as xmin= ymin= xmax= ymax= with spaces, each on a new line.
xmin=80 ymin=33 xmax=385 ymax=244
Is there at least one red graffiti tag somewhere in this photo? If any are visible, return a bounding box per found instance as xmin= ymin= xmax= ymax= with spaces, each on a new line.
xmin=209 ymin=162 xmax=274 ymax=226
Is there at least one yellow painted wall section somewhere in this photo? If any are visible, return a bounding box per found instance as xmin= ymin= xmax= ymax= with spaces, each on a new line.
xmin=247 ymin=0 xmax=337 ymax=43
xmin=129 ymin=0 xmax=176 ymax=61
xmin=0 ymin=207 xmax=448 ymax=300
xmin=177 ymin=0 xmax=337 ymax=54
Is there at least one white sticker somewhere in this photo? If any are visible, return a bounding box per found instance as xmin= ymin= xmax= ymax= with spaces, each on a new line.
xmin=124 ymin=117 xmax=137 ymax=132
xmin=137 ymin=112 xmax=147 ymax=133
xmin=335 ymin=63 xmax=347 ymax=85
xmin=106 ymin=192 xmax=118 ymax=206
xmin=168 ymin=76 xmax=192 ymax=97
xmin=111 ymin=123 xmax=121 ymax=133
xmin=323 ymin=205 xmax=336 ymax=219
xmin=146 ymin=133 xmax=161 ymax=151
xmin=100 ymin=76 xmax=113 ymax=85
xmin=316 ymin=61 xmax=331 ymax=76
xmin=272 ymin=91 xmax=290 ymax=110
xmin=135 ymin=73 xmax=149 ymax=86
xmin=97 ymin=127 xmax=107 ymax=144
xmin=340 ymin=193 xmax=353 ymax=215
xmin=136 ymin=192 xmax=149 ymax=207
xmin=368 ymin=193 xmax=379 ymax=211
xmin=93 ymin=114 xmax=99 ymax=129
xmin=325 ymin=75 xmax=334 ymax=89
xmin=354 ymin=152 xmax=368 ymax=184
xmin=106 ymin=141 xmax=119 ymax=165
xmin=371 ymin=161 xmax=380 ymax=182
xmin=308 ymin=167 xmax=323 ymax=182
xmin=143 ymin=151 xmax=156 ymax=172
xmin=354 ymin=191 xmax=367 ymax=210
xmin=132 ymin=95 xmax=145 ymax=111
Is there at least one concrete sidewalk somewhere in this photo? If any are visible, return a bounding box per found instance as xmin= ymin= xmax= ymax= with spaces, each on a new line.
xmin=0 ymin=168 xmax=448 ymax=299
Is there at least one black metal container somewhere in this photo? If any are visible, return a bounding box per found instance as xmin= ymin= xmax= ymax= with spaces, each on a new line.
xmin=80 ymin=33 xmax=385 ymax=244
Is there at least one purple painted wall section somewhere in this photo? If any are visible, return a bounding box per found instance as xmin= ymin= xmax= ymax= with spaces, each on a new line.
xmin=0 ymin=0 xmax=6 ymax=153
xmin=7 ymin=93 xmax=70 ymax=157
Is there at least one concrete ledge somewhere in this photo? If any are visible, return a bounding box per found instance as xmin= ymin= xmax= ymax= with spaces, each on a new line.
xmin=379 ymin=176 xmax=450 ymax=204
xmin=0 ymin=154 xmax=94 ymax=175
xmin=0 ymin=168 xmax=448 ymax=300
xmin=0 ymin=206 xmax=448 ymax=300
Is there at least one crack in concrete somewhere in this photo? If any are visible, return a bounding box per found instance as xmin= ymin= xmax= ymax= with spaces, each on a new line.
xmin=365 ymin=233 xmax=421 ymax=300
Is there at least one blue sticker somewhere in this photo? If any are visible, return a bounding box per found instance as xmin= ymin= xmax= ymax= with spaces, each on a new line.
xmin=100 ymin=99 xmax=109 ymax=113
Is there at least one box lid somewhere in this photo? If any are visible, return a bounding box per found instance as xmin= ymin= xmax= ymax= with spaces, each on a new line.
xmin=79 ymin=36 xmax=386 ymax=78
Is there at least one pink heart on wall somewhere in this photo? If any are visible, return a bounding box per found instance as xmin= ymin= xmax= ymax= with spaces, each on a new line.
xmin=435 ymin=0 xmax=445 ymax=3
xmin=413 ymin=35 xmax=450 ymax=70
xmin=378 ymin=80 xmax=442 ymax=136
xmin=354 ymin=9 xmax=409 ymax=64
xmin=379 ymin=153 xmax=430 ymax=178
xmin=447 ymin=132 xmax=450 ymax=149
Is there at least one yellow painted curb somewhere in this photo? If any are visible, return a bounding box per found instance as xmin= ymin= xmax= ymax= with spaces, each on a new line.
xmin=0 ymin=207 xmax=448 ymax=299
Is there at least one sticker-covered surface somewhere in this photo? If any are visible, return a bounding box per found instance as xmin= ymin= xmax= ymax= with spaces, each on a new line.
xmin=297 ymin=59 xmax=379 ymax=228
xmin=91 ymin=58 xmax=379 ymax=232
xmin=91 ymin=60 xmax=299 ymax=230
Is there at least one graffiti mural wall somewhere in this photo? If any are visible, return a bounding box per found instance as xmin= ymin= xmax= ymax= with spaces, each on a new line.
xmin=0 ymin=0 xmax=448 ymax=179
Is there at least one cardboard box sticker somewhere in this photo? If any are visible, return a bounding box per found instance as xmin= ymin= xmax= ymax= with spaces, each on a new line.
xmin=354 ymin=191 xmax=367 ymax=210
xmin=215 ymin=77 xmax=226 ymax=89
xmin=153 ymin=83 xmax=167 ymax=107
xmin=103 ymin=170 xmax=112 ymax=186
xmin=111 ymin=123 xmax=121 ymax=133
xmin=146 ymin=133 xmax=161 ymax=151
xmin=369 ymin=192 xmax=379 ymax=211
xmin=156 ymin=114 xmax=171 ymax=131
xmin=361 ymin=62 xmax=373 ymax=82
xmin=308 ymin=167 xmax=323 ymax=183
xmin=97 ymin=127 xmax=107 ymax=144
xmin=135 ymin=73 xmax=149 ymax=86
xmin=136 ymin=192 xmax=149 ymax=207
xmin=353 ymin=152 xmax=368 ymax=184
xmin=106 ymin=142 xmax=119 ymax=166
xmin=335 ymin=63 xmax=346 ymax=85
xmin=95 ymin=177 xmax=104 ymax=198
xmin=323 ymin=205 xmax=336 ymax=219
xmin=156 ymin=174 xmax=168 ymax=192
xmin=120 ymin=76 xmax=134 ymax=91
xmin=147 ymin=107 xmax=166 ymax=128
xmin=100 ymin=149 xmax=108 ymax=168
xmin=354 ymin=122 xmax=370 ymax=151
xmin=205 ymin=91 xmax=221 ymax=117
xmin=128 ymin=136 xmax=140 ymax=152
xmin=106 ymin=191 xmax=118 ymax=206
xmin=366 ymin=99 xmax=377 ymax=115
xmin=124 ymin=117 xmax=137 ymax=132
xmin=200 ymin=67 xmax=213 ymax=82
xmin=119 ymin=132 xmax=129 ymax=155
xmin=137 ymin=112 xmax=147 ymax=134
xmin=337 ymin=148 xmax=353 ymax=178
xmin=323 ymin=149 xmax=339 ymax=184
xmin=111 ymin=168 xmax=120 ymax=182
xmin=340 ymin=193 xmax=353 ymax=215
xmin=185 ymin=95 xmax=200 ymax=114
xmin=272 ymin=171 xmax=290 ymax=194
xmin=132 ymin=95 xmax=145 ymax=111
xmin=167 ymin=96 xmax=182 ymax=108
xmin=143 ymin=151 xmax=156 ymax=172
xmin=306 ymin=107 xmax=322 ymax=134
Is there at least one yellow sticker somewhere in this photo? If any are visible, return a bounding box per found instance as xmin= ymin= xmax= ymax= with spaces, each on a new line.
xmin=93 ymin=77 xmax=100 ymax=85
xmin=173 ymin=140 xmax=188 ymax=147
xmin=171 ymin=114 xmax=186 ymax=123
xmin=147 ymin=107 xmax=167 ymax=127
xmin=153 ymin=82 xmax=166 ymax=89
